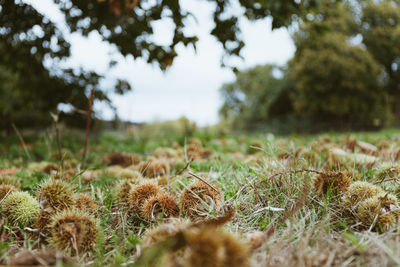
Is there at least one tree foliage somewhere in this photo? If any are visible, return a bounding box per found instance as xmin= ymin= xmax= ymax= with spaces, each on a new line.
xmin=290 ymin=33 xmax=386 ymax=126
xmin=220 ymin=1 xmax=399 ymax=131
xmin=290 ymin=0 xmax=396 ymax=128
xmin=219 ymin=65 xmax=292 ymax=129
xmin=0 ymin=0 xmax=319 ymax=129
xmin=0 ymin=1 xmax=129 ymax=129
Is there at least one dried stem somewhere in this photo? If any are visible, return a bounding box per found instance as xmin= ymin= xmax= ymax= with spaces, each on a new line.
xmin=172 ymin=159 xmax=193 ymax=177
xmin=81 ymin=87 xmax=94 ymax=169
xmin=11 ymin=123 xmax=32 ymax=160
xmin=188 ymin=171 xmax=219 ymax=194
xmin=51 ymin=113 xmax=64 ymax=171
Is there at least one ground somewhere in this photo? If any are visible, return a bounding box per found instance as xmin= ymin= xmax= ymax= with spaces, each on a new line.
xmin=1 ymin=127 xmax=400 ymax=266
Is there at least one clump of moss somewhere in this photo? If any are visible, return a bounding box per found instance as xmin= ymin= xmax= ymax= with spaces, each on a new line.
xmin=0 ymin=184 xmax=17 ymax=200
xmin=314 ymin=171 xmax=351 ymax=196
xmin=356 ymin=193 xmax=400 ymax=231
xmin=74 ymin=193 xmax=98 ymax=215
xmin=138 ymin=159 xmax=169 ymax=178
xmin=1 ymin=191 xmax=40 ymax=226
xmin=180 ymin=180 xmax=222 ymax=219
xmin=142 ymin=192 xmax=180 ymax=222
xmin=342 ymin=181 xmax=385 ymax=209
xmin=0 ymin=175 xmax=21 ymax=189
xmin=48 ymin=209 xmax=98 ymax=254
xmin=128 ymin=182 xmax=162 ymax=214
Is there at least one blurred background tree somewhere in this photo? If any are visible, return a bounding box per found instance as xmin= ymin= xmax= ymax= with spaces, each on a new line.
xmin=219 ymin=65 xmax=293 ymax=130
xmin=361 ymin=0 xmax=400 ymax=119
xmin=0 ymin=0 xmax=318 ymax=130
xmin=220 ymin=0 xmax=400 ymax=133
xmin=290 ymin=1 xmax=389 ymax=129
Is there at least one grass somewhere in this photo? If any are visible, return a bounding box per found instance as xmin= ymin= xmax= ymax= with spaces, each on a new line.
xmin=1 ymin=127 xmax=400 ymax=266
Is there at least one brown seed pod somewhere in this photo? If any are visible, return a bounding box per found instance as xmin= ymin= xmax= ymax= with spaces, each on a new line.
xmin=200 ymin=149 xmax=213 ymax=159
xmin=142 ymin=192 xmax=180 ymax=222
xmin=35 ymin=210 xmax=52 ymax=235
xmin=48 ymin=209 xmax=98 ymax=254
xmin=74 ymin=193 xmax=98 ymax=215
xmin=189 ymin=138 xmax=202 ymax=147
xmin=138 ymin=160 xmax=169 ymax=178
xmin=245 ymin=231 xmax=268 ymax=250
xmin=9 ymin=249 xmax=73 ymax=266
xmin=128 ymin=182 xmax=162 ymax=213
xmin=0 ymin=184 xmax=17 ymax=200
xmin=356 ymin=193 xmax=400 ymax=231
xmin=41 ymin=163 xmax=59 ymax=174
xmin=314 ymin=171 xmax=351 ymax=196
xmin=186 ymin=144 xmax=201 ymax=160
xmin=180 ymin=180 xmax=222 ymax=219
xmin=103 ymin=152 xmax=141 ymax=167
xmin=152 ymin=147 xmax=179 ymax=159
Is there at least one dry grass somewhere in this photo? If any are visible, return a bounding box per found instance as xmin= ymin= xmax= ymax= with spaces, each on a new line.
xmin=2 ymin=129 xmax=400 ymax=266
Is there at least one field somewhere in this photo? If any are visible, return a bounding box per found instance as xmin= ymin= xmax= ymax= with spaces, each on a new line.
xmin=2 ymin=127 xmax=400 ymax=266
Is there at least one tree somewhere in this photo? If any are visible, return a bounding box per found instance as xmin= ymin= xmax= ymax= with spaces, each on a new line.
xmin=219 ymin=64 xmax=292 ymax=129
xmin=0 ymin=0 xmax=320 ymax=129
xmin=0 ymin=1 xmax=129 ymax=130
xmin=290 ymin=2 xmax=389 ymax=128
xmin=361 ymin=0 xmax=400 ymax=119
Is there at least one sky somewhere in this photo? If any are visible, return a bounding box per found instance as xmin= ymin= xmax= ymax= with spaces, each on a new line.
xmin=28 ymin=0 xmax=295 ymax=126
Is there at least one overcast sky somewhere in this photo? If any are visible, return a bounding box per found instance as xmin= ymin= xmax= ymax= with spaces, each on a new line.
xmin=29 ymin=0 xmax=295 ymax=126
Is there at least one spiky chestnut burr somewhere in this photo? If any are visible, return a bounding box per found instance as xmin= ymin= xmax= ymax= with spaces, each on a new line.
xmin=141 ymin=192 xmax=180 ymax=222
xmin=35 ymin=179 xmax=74 ymax=235
xmin=114 ymin=178 xmax=143 ymax=204
xmin=342 ymin=181 xmax=385 ymax=209
xmin=48 ymin=209 xmax=98 ymax=254
xmin=138 ymin=160 xmax=169 ymax=178
xmin=128 ymin=182 xmax=162 ymax=214
xmin=1 ymin=191 xmax=40 ymax=227
xmin=74 ymin=193 xmax=98 ymax=215
xmin=142 ymin=219 xmax=188 ymax=247
xmin=37 ymin=179 xmax=74 ymax=212
xmin=356 ymin=193 xmax=400 ymax=231
xmin=314 ymin=171 xmax=351 ymax=196
xmin=0 ymin=175 xmax=21 ymax=189
xmin=180 ymin=180 xmax=222 ymax=219
xmin=0 ymin=184 xmax=17 ymax=200
xmin=181 ymin=226 xmax=250 ymax=267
